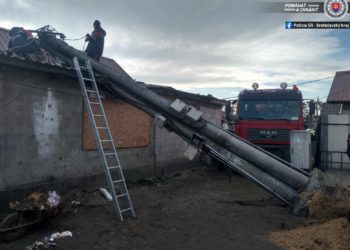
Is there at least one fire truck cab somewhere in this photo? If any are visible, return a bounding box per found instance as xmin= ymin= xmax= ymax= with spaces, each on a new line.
xmin=234 ymin=83 xmax=304 ymax=161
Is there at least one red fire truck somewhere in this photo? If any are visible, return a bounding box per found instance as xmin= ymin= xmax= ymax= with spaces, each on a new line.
xmin=233 ymin=83 xmax=305 ymax=161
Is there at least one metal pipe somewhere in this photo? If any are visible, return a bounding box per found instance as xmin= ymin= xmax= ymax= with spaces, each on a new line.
xmin=39 ymin=34 xmax=309 ymax=200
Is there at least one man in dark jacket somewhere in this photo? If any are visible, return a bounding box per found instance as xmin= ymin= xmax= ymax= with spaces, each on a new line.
xmin=8 ymin=27 xmax=38 ymax=55
xmin=85 ymin=20 xmax=106 ymax=61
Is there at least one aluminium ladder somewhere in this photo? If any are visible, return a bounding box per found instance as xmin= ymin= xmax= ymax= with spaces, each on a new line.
xmin=73 ymin=57 xmax=135 ymax=222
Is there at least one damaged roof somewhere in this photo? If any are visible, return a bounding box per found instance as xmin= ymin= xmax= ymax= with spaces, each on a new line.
xmin=0 ymin=27 xmax=224 ymax=106
xmin=327 ymin=70 xmax=350 ymax=103
xmin=0 ymin=27 xmax=131 ymax=79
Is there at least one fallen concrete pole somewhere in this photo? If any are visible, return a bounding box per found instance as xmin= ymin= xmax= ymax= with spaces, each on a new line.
xmin=38 ymin=33 xmax=309 ymax=205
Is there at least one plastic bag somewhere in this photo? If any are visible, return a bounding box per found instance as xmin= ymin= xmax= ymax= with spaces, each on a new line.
xmin=46 ymin=191 xmax=61 ymax=208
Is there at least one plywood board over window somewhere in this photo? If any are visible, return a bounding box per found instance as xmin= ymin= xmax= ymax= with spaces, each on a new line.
xmin=83 ymin=99 xmax=151 ymax=150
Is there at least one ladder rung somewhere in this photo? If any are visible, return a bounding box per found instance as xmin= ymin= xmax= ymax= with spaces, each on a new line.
xmin=104 ymin=153 xmax=115 ymax=156
xmin=120 ymin=208 xmax=132 ymax=213
xmin=82 ymin=78 xmax=93 ymax=81
xmin=109 ymin=166 xmax=120 ymax=169
xmin=74 ymin=58 xmax=135 ymax=221
xmin=116 ymin=194 xmax=128 ymax=198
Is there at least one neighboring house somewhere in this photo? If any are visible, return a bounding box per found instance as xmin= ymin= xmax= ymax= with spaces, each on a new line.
xmin=0 ymin=27 xmax=224 ymax=202
xmin=319 ymin=70 xmax=350 ymax=169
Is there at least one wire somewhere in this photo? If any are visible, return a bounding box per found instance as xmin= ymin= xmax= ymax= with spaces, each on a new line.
xmin=222 ymin=76 xmax=334 ymax=100
xmin=310 ymin=77 xmax=350 ymax=100
xmin=83 ymin=41 xmax=87 ymax=51
xmin=294 ymin=76 xmax=333 ymax=86
xmin=64 ymin=35 xmax=87 ymax=41
xmin=7 ymin=38 xmax=37 ymax=52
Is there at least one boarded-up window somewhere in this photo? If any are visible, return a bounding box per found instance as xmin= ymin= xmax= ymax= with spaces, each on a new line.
xmin=83 ymin=99 xmax=150 ymax=149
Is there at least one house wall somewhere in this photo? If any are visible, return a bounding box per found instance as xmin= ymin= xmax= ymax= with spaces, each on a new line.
xmin=319 ymin=114 xmax=350 ymax=170
xmin=0 ymin=65 xmax=223 ymax=195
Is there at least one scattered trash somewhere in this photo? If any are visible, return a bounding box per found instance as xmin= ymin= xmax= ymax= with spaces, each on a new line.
xmin=46 ymin=191 xmax=61 ymax=208
xmin=1 ymin=191 xmax=63 ymax=241
xmin=99 ymin=188 xmax=112 ymax=201
xmin=25 ymin=231 xmax=72 ymax=250
xmin=9 ymin=201 xmax=21 ymax=209
xmin=25 ymin=241 xmax=45 ymax=250
xmin=51 ymin=230 xmax=73 ymax=239
xmin=71 ymin=200 xmax=81 ymax=207
xmin=26 ymin=192 xmax=45 ymax=210
xmin=29 ymin=192 xmax=44 ymax=202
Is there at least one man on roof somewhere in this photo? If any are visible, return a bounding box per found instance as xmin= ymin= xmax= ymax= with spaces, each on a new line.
xmin=8 ymin=27 xmax=39 ymax=55
xmin=85 ymin=20 xmax=106 ymax=61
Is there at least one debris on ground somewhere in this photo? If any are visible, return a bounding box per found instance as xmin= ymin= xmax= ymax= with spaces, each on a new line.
xmin=99 ymin=188 xmax=112 ymax=201
xmin=269 ymin=217 xmax=350 ymax=250
xmin=2 ymin=168 xmax=350 ymax=249
xmin=0 ymin=191 xmax=64 ymax=242
xmin=25 ymin=231 xmax=72 ymax=250
xmin=8 ymin=191 xmax=62 ymax=211
xmin=50 ymin=231 xmax=73 ymax=239
xmin=276 ymin=169 xmax=350 ymax=249
xmin=25 ymin=241 xmax=45 ymax=250
xmin=46 ymin=191 xmax=61 ymax=209
xmin=293 ymin=169 xmax=350 ymax=219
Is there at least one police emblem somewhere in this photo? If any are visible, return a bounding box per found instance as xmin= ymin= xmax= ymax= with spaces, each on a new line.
xmin=324 ymin=0 xmax=348 ymax=19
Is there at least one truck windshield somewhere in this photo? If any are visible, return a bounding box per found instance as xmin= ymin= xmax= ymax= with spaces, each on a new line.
xmin=238 ymin=100 xmax=301 ymax=120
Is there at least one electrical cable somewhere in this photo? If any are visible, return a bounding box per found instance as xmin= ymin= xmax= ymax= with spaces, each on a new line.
xmin=294 ymin=76 xmax=333 ymax=86
xmin=6 ymin=38 xmax=37 ymax=53
xmin=64 ymin=35 xmax=87 ymax=41
xmin=83 ymin=41 xmax=87 ymax=51
xmin=222 ymin=76 xmax=334 ymax=100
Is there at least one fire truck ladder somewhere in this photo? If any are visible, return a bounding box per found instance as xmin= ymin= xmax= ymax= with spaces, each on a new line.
xmin=73 ymin=57 xmax=135 ymax=222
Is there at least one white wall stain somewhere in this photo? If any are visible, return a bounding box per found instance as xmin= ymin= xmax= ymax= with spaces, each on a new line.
xmin=33 ymin=89 xmax=59 ymax=159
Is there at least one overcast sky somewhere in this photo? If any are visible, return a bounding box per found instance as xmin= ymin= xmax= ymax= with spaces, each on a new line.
xmin=0 ymin=0 xmax=349 ymax=100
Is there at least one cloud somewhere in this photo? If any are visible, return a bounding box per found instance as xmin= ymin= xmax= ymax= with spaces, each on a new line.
xmin=0 ymin=0 xmax=347 ymax=99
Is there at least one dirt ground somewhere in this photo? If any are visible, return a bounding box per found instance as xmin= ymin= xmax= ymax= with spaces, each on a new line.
xmin=0 ymin=166 xmax=324 ymax=250
xmin=270 ymin=217 xmax=350 ymax=249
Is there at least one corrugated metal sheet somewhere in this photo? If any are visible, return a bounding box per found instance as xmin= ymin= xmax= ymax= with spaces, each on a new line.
xmin=327 ymin=71 xmax=350 ymax=103
xmin=0 ymin=27 xmax=9 ymax=51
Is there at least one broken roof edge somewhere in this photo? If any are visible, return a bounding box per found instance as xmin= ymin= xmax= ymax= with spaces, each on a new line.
xmin=334 ymin=70 xmax=350 ymax=75
xmin=327 ymin=70 xmax=350 ymax=103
